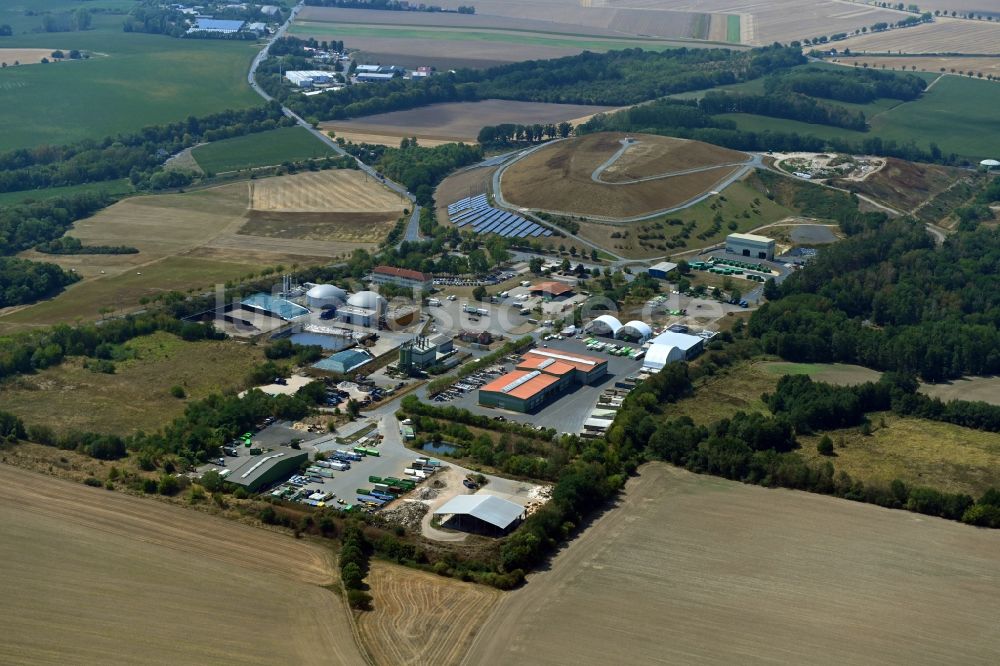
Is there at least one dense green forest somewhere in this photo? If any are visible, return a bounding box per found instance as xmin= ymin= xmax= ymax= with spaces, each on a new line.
xmin=340 ymin=139 xmax=482 ymax=204
xmin=0 ymin=192 xmax=113 ymax=256
xmin=0 ymin=257 xmax=80 ymax=308
xmin=258 ymin=41 xmax=805 ymax=122
xmin=698 ymin=91 xmax=867 ymax=131
xmin=764 ymin=66 xmax=926 ymax=104
xmin=750 ymin=220 xmax=1000 ymax=381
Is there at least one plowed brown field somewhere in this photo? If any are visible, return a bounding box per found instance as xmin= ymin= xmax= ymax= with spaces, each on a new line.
xmin=0 ymin=464 xmax=365 ymax=665
xmin=465 ymin=463 xmax=1000 ymax=665
xmin=358 ymin=561 xmax=502 ymax=666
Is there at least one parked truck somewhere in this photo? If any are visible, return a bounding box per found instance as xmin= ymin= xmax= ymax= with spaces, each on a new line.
xmin=329 ymin=461 xmax=349 ymax=471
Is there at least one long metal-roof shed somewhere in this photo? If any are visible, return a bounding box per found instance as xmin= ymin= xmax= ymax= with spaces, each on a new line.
xmin=434 ymin=494 xmax=525 ymax=531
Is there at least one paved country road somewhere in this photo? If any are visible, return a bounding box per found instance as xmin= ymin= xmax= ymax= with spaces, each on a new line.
xmin=247 ymin=4 xmax=422 ymax=244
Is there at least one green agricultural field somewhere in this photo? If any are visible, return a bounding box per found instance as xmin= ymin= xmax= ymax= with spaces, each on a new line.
xmin=0 ymin=22 xmax=261 ymax=150
xmin=871 ymin=75 xmax=1000 ymax=160
xmin=289 ymin=22 xmax=691 ymax=52
xmin=713 ymin=74 xmax=1000 ymax=160
xmin=726 ymin=15 xmax=740 ymax=43
xmin=0 ymin=0 xmax=137 ymax=34
xmin=192 ymin=127 xmax=335 ymax=173
xmin=0 ymin=179 xmax=133 ymax=206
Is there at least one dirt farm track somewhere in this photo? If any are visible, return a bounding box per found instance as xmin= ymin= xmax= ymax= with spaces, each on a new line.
xmin=0 ymin=464 xmax=364 ymax=666
xmin=464 ymin=463 xmax=1000 ymax=665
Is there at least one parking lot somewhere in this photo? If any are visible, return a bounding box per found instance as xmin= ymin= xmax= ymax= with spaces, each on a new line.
xmin=441 ymin=337 xmax=644 ymax=435
xmin=427 ymin=294 xmax=536 ymax=339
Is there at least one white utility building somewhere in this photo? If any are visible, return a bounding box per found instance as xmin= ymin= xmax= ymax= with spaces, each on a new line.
xmin=725 ymin=232 xmax=775 ymax=261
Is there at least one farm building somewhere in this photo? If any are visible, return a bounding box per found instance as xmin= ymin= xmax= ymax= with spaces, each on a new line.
xmin=306 ymin=284 xmax=346 ymax=309
xmin=648 ymin=261 xmax=678 ymax=279
xmin=188 ymin=18 xmax=244 ymax=34
xmin=285 ymin=71 xmax=333 ymax=87
xmin=434 ymin=495 xmax=525 ymax=536
xmin=726 ymin=233 xmax=775 ymax=261
xmin=225 ymin=448 xmax=307 ymax=493
xmin=313 ymin=348 xmax=373 ymax=374
xmin=530 ymin=281 xmax=575 ymax=299
xmin=371 ymin=265 xmax=432 ymax=292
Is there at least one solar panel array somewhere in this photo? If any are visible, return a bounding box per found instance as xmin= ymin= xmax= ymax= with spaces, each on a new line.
xmin=446 ymin=195 xmax=552 ymax=239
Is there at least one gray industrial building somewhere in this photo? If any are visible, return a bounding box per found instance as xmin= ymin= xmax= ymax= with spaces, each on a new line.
xmin=224 ymin=448 xmax=308 ymax=493
xmin=648 ymin=261 xmax=678 ymax=279
xmin=725 ymin=233 xmax=776 ymax=261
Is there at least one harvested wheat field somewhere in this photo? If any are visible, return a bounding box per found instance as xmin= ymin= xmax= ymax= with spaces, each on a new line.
xmin=1 ymin=175 xmax=374 ymax=330
xmin=244 ymin=170 xmax=406 ymax=243
xmin=323 ymin=100 xmax=618 ymax=145
xmin=325 ymin=130 xmax=457 ymax=148
xmin=500 ymin=132 xmax=746 ymax=219
xmin=465 ymin=463 xmax=1000 ymax=666
xmin=358 ymin=561 xmax=503 ymax=666
xmin=834 ymin=18 xmax=1000 ymax=54
xmin=250 ymin=169 xmax=407 ymax=213
xmin=0 ymin=464 xmax=364 ymax=666
xmin=0 ymin=48 xmax=64 ymax=66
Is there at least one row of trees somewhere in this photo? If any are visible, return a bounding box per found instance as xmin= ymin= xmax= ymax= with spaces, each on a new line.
xmin=476 ymin=122 xmax=572 ymax=147
xmin=0 ymin=103 xmax=290 ymax=193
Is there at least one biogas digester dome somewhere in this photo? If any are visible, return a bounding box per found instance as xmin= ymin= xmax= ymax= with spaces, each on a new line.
xmin=347 ymin=290 xmax=387 ymax=312
xmin=306 ymin=284 xmax=347 ymax=308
